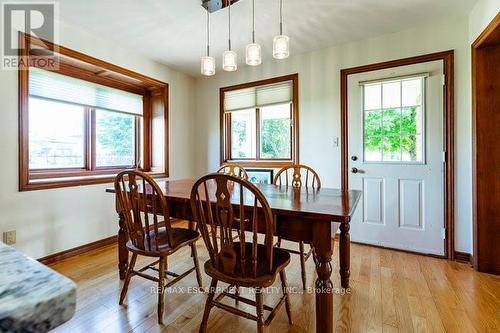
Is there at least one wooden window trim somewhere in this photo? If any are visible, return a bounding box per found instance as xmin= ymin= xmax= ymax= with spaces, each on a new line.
xmin=219 ymin=73 xmax=299 ymax=168
xmin=18 ymin=33 xmax=169 ymax=191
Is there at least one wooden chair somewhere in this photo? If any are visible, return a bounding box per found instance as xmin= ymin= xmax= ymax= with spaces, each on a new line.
xmin=114 ymin=170 xmax=203 ymax=325
xmin=273 ymin=164 xmax=321 ymax=289
xmin=190 ymin=173 xmax=293 ymax=333
xmin=217 ymin=163 xmax=249 ymax=180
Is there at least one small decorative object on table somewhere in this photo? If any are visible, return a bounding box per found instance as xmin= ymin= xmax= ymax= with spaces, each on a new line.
xmin=246 ymin=169 xmax=274 ymax=184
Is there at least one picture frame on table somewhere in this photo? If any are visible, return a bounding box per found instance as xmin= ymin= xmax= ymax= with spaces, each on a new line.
xmin=246 ymin=169 xmax=274 ymax=185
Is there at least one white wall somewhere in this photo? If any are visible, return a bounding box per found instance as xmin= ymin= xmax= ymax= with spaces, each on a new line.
xmin=468 ymin=0 xmax=499 ymax=42
xmin=0 ymin=20 xmax=197 ymax=258
xmin=194 ymin=17 xmax=473 ymax=253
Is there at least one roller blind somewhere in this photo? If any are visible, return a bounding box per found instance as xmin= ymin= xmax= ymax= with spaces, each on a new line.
xmin=29 ymin=68 xmax=143 ymax=115
xmin=224 ymin=80 xmax=292 ymax=112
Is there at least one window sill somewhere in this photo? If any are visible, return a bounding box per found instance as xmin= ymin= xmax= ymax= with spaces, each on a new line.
xmin=20 ymin=171 xmax=168 ymax=191
xmin=224 ymin=160 xmax=294 ymax=168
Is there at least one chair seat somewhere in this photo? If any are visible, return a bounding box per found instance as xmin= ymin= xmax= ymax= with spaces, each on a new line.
xmin=204 ymin=242 xmax=291 ymax=288
xmin=127 ymin=227 xmax=199 ymax=256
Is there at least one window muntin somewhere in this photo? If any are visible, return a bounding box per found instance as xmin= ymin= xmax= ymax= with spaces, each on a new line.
xmin=29 ymin=97 xmax=85 ymax=169
xmin=362 ymin=76 xmax=424 ymax=163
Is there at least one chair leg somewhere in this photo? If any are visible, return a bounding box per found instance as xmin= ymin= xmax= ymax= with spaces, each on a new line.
xmin=280 ymin=270 xmax=293 ymax=325
xmin=255 ymin=288 xmax=265 ymax=333
xmin=199 ymin=278 xmax=218 ymax=333
xmin=188 ymin=221 xmax=196 ymax=257
xmin=157 ymin=257 xmax=166 ymax=325
xmin=299 ymin=241 xmax=307 ymax=290
xmin=191 ymin=242 xmax=203 ymax=288
xmin=235 ymin=286 xmax=240 ymax=306
xmin=119 ymin=253 xmax=137 ymax=305
xmin=276 ymin=236 xmax=282 ymax=248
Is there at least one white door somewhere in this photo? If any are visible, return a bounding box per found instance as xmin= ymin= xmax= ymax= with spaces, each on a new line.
xmin=348 ymin=61 xmax=445 ymax=255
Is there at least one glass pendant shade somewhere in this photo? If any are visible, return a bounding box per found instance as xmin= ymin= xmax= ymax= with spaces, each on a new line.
xmin=246 ymin=43 xmax=262 ymax=66
xmin=273 ymin=35 xmax=290 ymax=59
xmin=222 ymin=50 xmax=237 ymax=71
xmin=201 ymin=56 xmax=215 ymax=76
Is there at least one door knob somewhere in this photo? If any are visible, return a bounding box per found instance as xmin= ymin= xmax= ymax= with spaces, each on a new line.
xmin=351 ymin=156 xmax=358 ymax=161
xmin=351 ymin=167 xmax=359 ymax=174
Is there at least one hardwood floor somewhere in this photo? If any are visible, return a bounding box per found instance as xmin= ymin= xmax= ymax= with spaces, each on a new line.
xmin=49 ymin=234 xmax=500 ymax=333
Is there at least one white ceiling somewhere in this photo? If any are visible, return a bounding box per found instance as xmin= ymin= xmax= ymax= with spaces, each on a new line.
xmin=58 ymin=0 xmax=476 ymax=77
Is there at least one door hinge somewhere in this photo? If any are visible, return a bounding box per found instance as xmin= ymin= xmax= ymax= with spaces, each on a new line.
xmin=441 ymin=74 xmax=446 ymax=86
xmin=442 ymin=227 xmax=446 ymax=240
xmin=442 ymin=151 xmax=447 ymax=163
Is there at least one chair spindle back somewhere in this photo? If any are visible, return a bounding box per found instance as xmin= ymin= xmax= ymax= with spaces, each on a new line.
xmin=273 ymin=164 xmax=321 ymax=188
xmin=190 ymin=173 xmax=274 ymax=277
xmin=114 ymin=170 xmax=173 ymax=252
xmin=216 ymin=163 xmax=249 ymax=180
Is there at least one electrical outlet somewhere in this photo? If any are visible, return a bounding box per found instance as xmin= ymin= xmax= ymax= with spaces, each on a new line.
xmin=3 ymin=230 xmax=16 ymax=245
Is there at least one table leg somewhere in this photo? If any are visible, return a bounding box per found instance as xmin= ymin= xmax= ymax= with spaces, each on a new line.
xmin=339 ymin=221 xmax=350 ymax=288
xmin=313 ymin=221 xmax=333 ymax=333
xmin=118 ymin=212 xmax=128 ymax=280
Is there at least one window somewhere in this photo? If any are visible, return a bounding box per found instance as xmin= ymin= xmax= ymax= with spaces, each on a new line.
xmin=94 ymin=110 xmax=137 ymax=168
xmin=19 ymin=33 xmax=168 ymax=190
xmin=362 ymin=75 xmax=425 ymax=163
xmin=221 ymin=74 xmax=298 ymax=166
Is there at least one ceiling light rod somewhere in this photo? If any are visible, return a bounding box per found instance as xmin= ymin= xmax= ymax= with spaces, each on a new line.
xmin=201 ymin=9 xmax=215 ymax=75
xmin=207 ymin=11 xmax=210 ymax=56
xmin=228 ymin=0 xmax=232 ymax=50
xmin=279 ymin=0 xmax=283 ymax=35
xmin=246 ymin=0 xmax=261 ymax=66
xmin=273 ymin=0 xmax=290 ymax=60
xmin=252 ymin=0 xmax=255 ymax=43
xmin=222 ymin=0 xmax=237 ymax=71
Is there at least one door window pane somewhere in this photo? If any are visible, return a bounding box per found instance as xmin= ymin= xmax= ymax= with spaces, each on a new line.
xmin=29 ymin=97 xmax=85 ymax=169
xmin=364 ymin=110 xmax=382 ymax=137
xmin=231 ymin=109 xmax=256 ymax=159
xmin=95 ymin=110 xmax=136 ymax=167
xmin=382 ymin=108 xmax=401 ymax=136
xmin=260 ymin=104 xmax=291 ymax=159
xmin=402 ymin=78 xmax=422 ymax=106
xmin=402 ymin=106 xmax=421 ymax=134
xmin=364 ymin=84 xmax=381 ymax=110
xmin=364 ymin=136 xmax=382 ymax=161
xmin=402 ymin=134 xmax=423 ymax=162
xmin=362 ymin=77 xmax=424 ymax=163
xmin=382 ymin=81 xmax=401 ymax=108
xmin=381 ymin=136 xmax=401 ymax=161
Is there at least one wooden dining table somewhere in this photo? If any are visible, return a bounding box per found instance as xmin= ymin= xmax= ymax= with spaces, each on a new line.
xmin=106 ymin=178 xmax=361 ymax=333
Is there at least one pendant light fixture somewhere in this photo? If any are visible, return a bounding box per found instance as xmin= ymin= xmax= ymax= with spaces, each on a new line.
xmin=222 ymin=0 xmax=237 ymax=71
xmin=245 ymin=0 xmax=261 ymax=66
xmin=273 ymin=0 xmax=290 ymax=60
xmin=201 ymin=11 xmax=215 ymax=76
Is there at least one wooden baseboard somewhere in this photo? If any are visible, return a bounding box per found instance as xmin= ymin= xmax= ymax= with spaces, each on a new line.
xmin=38 ymin=235 xmax=117 ymax=265
xmin=454 ymin=251 xmax=472 ymax=264
xmin=37 ymin=219 xmax=186 ymax=265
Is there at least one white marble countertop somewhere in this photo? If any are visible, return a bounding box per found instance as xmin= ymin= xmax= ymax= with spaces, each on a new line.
xmin=0 ymin=242 xmax=76 ymax=333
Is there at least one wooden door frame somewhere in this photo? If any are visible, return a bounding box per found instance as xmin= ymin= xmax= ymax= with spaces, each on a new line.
xmin=340 ymin=51 xmax=455 ymax=259
xmin=471 ymin=13 xmax=500 ymax=272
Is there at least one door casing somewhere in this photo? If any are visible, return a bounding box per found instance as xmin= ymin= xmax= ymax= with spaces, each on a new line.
xmin=472 ymin=13 xmax=500 ymax=274
xmin=340 ymin=51 xmax=455 ymax=259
